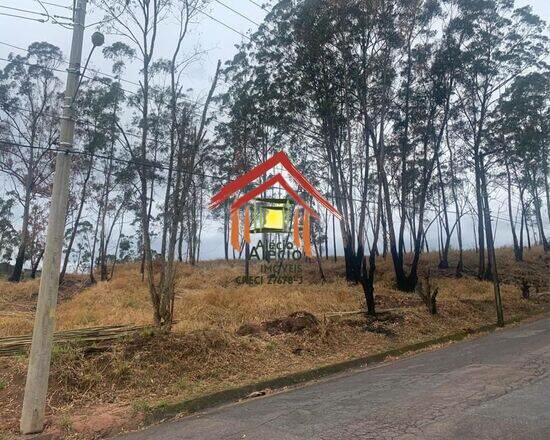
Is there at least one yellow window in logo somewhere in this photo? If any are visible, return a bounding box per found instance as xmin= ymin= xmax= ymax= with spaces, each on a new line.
xmin=251 ymin=198 xmax=293 ymax=233
xmin=264 ymin=207 xmax=284 ymax=230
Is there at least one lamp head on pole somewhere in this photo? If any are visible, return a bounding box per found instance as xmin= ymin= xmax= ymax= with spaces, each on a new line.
xmin=91 ymin=31 xmax=105 ymax=47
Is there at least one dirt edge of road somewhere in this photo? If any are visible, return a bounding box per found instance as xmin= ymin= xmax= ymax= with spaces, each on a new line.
xmin=133 ymin=308 xmax=550 ymax=434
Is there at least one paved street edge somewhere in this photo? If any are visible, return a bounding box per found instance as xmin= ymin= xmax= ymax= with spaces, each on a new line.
xmin=142 ymin=307 xmax=550 ymax=428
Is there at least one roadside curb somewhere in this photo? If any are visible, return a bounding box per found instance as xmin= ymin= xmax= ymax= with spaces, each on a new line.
xmin=144 ymin=307 xmax=550 ymax=426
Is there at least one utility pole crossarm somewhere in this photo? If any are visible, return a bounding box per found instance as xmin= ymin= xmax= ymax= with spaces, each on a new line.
xmin=20 ymin=0 xmax=88 ymax=434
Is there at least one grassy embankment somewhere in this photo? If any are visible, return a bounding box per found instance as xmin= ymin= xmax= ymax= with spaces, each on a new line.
xmin=0 ymin=247 xmax=548 ymax=438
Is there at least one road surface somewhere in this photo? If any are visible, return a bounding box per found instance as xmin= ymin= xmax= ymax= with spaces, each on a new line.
xmin=118 ymin=315 xmax=550 ymax=439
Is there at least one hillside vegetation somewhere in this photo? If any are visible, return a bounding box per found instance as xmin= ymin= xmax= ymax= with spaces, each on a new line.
xmin=0 ymin=247 xmax=549 ymax=438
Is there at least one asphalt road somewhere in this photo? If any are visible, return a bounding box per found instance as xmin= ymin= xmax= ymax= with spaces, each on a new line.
xmin=119 ymin=315 xmax=550 ymax=440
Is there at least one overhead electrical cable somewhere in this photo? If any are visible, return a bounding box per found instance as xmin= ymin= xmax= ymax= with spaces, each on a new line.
xmin=2 ymin=103 xmax=215 ymax=151
xmin=212 ymin=0 xmax=260 ymax=26
xmin=0 ymin=45 xmax=208 ymax=108
xmin=0 ymin=55 xmax=217 ymax=140
xmin=34 ymin=0 xmax=74 ymax=28
xmin=0 ymin=139 xmax=517 ymax=225
xmin=245 ymin=0 xmax=270 ymax=13
xmin=32 ymin=0 xmax=72 ymax=10
xmin=0 ymin=139 xmax=226 ymax=180
xmin=0 ymin=3 xmax=72 ymax=26
xmin=0 ymin=11 xmax=46 ymax=22
xmin=0 ymin=43 xmax=140 ymax=87
xmin=197 ymin=9 xmax=251 ymax=40
xmin=0 ymin=5 xmax=48 ymax=18
xmin=0 ymin=55 xmax=66 ymax=74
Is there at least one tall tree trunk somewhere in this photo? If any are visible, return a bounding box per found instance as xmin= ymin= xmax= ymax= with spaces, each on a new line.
xmin=436 ymin=154 xmax=452 ymax=268
xmin=30 ymin=249 xmax=44 ymax=279
xmin=531 ymin=181 xmax=550 ymax=251
xmin=474 ymin=155 xmax=488 ymax=279
xmin=9 ymin=188 xmax=32 ymax=282
xmin=60 ymin=156 xmax=94 ymax=282
xmin=480 ymin=157 xmax=504 ymax=326
xmin=223 ymin=201 xmax=229 ymax=261
xmin=543 ymin=158 xmax=550 ymax=225
xmin=89 ymin=207 xmax=102 ymax=284
xmin=360 ymin=187 xmax=383 ymax=316
xmin=447 ymin=136 xmax=463 ymax=275
xmin=505 ymin=160 xmax=522 ymax=261
xmin=178 ymin=220 xmax=185 ymax=262
xmin=332 ymin=204 xmax=337 ymax=262
xmin=110 ymin=213 xmax=124 ymax=280
xmin=324 ymin=208 xmax=329 ymax=260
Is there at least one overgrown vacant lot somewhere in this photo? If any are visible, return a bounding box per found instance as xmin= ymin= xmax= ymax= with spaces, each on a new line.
xmin=0 ymin=248 xmax=549 ymax=438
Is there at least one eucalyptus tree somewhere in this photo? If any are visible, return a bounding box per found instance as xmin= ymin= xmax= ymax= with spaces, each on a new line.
xmin=96 ymin=0 xmax=219 ymax=330
xmin=0 ymin=42 xmax=63 ymax=281
xmin=497 ymin=72 xmax=550 ymax=252
xmin=215 ymin=3 xmax=310 ymax=265
xmin=60 ymin=78 xmax=126 ymax=282
xmin=376 ymin=0 xmax=464 ymax=291
xmin=219 ymin=0 xmax=365 ymax=279
xmin=454 ymin=0 xmax=549 ymax=277
xmin=216 ymin=5 xmax=296 ymax=181
xmin=154 ymin=0 xmax=219 ymax=318
xmin=348 ymin=0 xmax=400 ymax=282
xmin=28 ymin=203 xmax=47 ymax=278
xmin=220 ymin=0 xmax=467 ymax=293
xmin=0 ymin=197 xmax=18 ymax=263
xmin=291 ymin=0 xmax=365 ymax=280
xmin=445 ymin=126 xmax=468 ymax=274
xmin=95 ymin=0 xmax=172 ymax=325
xmin=217 ymin=0 xmax=397 ymax=289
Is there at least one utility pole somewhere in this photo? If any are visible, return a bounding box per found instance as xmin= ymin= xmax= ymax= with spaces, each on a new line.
xmin=20 ymin=0 xmax=88 ymax=434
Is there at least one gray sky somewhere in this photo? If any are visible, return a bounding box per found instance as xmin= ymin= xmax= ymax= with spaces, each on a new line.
xmin=1 ymin=0 xmax=547 ymax=97
xmin=0 ymin=0 xmax=267 ymax=99
xmin=0 ymin=0 xmax=548 ymax=260
xmin=0 ymin=0 xmax=268 ymax=260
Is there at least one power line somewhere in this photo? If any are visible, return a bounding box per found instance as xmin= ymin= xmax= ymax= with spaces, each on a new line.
xmin=197 ymin=9 xmax=251 ymax=40
xmin=0 ymin=55 xmax=66 ymax=74
xmin=33 ymin=0 xmax=73 ymax=10
xmin=0 ymin=43 xmax=209 ymax=108
xmin=0 ymin=139 xmax=226 ymax=181
xmin=34 ymin=0 xmax=74 ymax=28
xmin=2 ymin=103 xmax=216 ymax=157
xmin=0 ymin=55 xmax=217 ymax=141
xmin=245 ymin=0 xmax=271 ymax=13
xmin=34 ymin=0 xmax=73 ymax=20
xmin=0 ymin=5 xmax=48 ymax=18
xmin=0 ymin=75 xmax=530 ymax=228
xmin=0 ymin=54 xmax=143 ymax=99
xmin=0 ymin=3 xmax=72 ymax=26
xmin=212 ymin=0 xmax=260 ymax=26
xmin=0 ymin=11 xmax=46 ymax=23
xmin=0 ymin=40 xmax=140 ymax=87
xmin=1 ymin=99 xmax=528 ymax=223
xmin=0 ymin=138 xmax=519 ymax=225
xmin=0 ymin=41 xmax=49 ymax=55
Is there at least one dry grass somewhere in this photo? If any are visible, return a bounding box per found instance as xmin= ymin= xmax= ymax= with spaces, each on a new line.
xmin=0 ymin=261 xmax=362 ymax=337
xmin=3 ymin=246 xmax=546 ymax=338
xmin=0 ymin=277 xmax=39 ymax=337
xmin=0 ymin=247 xmax=549 ymax=438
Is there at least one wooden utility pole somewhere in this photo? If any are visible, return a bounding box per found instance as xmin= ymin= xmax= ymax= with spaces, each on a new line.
xmin=20 ymin=0 xmax=88 ymax=433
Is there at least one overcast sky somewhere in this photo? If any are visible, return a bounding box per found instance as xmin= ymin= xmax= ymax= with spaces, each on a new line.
xmin=0 ymin=0 xmax=549 ymax=260
xmin=0 ymin=0 xmax=267 ymax=100
xmin=2 ymin=1 xmax=546 ymax=100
